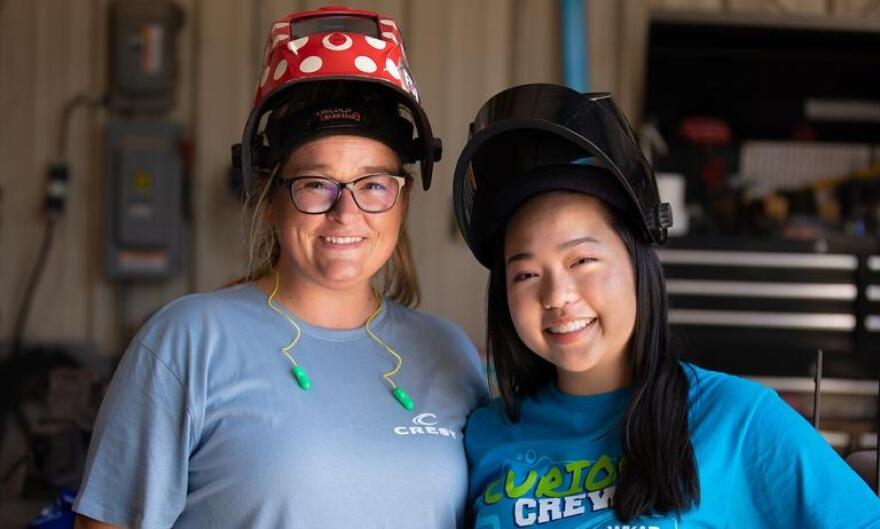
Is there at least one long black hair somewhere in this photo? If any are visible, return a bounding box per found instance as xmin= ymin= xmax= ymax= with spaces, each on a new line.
xmin=486 ymin=197 xmax=699 ymax=521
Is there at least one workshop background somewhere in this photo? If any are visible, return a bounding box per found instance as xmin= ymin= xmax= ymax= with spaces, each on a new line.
xmin=2 ymin=0 xmax=880 ymax=525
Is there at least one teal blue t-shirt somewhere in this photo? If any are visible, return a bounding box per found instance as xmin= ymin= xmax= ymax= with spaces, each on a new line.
xmin=74 ymin=284 xmax=487 ymax=528
xmin=465 ymin=365 xmax=880 ymax=528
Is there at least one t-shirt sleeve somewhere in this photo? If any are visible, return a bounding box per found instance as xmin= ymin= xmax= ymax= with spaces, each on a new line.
xmin=464 ymin=402 xmax=505 ymax=503
xmin=73 ymin=339 xmax=195 ymax=529
xmin=742 ymin=389 xmax=880 ymax=528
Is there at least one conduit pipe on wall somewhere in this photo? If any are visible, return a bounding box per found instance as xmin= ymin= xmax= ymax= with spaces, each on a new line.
xmin=560 ymin=0 xmax=588 ymax=92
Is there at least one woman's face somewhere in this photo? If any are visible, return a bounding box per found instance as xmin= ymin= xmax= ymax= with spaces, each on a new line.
xmin=270 ymin=134 xmax=406 ymax=293
xmin=504 ymin=192 xmax=636 ymax=394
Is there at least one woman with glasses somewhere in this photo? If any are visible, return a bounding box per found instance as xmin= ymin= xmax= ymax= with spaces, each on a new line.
xmin=73 ymin=7 xmax=486 ymax=529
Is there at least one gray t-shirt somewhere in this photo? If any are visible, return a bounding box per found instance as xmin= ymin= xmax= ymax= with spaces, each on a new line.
xmin=74 ymin=283 xmax=488 ymax=528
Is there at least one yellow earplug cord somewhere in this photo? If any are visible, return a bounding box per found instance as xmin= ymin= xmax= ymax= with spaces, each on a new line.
xmin=265 ymin=270 xmax=414 ymax=410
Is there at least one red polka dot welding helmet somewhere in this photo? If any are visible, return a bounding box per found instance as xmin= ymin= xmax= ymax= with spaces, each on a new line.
xmin=232 ymin=6 xmax=441 ymax=197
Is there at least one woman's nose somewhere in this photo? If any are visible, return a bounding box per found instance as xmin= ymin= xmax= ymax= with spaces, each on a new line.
xmin=327 ymin=187 xmax=360 ymax=221
xmin=540 ymin=271 xmax=580 ymax=310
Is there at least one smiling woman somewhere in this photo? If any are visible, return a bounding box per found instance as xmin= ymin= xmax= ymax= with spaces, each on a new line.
xmin=71 ymin=7 xmax=486 ymax=529
xmin=453 ymin=84 xmax=880 ymax=528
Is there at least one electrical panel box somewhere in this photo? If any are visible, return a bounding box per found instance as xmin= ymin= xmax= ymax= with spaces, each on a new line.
xmin=105 ymin=120 xmax=183 ymax=280
xmin=108 ymin=0 xmax=184 ymax=113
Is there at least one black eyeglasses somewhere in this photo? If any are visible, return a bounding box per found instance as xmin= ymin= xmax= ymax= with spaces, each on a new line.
xmin=278 ymin=174 xmax=408 ymax=214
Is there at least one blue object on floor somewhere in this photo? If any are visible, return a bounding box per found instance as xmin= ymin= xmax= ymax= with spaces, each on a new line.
xmin=28 ymin=488 xmax=76 ymax=529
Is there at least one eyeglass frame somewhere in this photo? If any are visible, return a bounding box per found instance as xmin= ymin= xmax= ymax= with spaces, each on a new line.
xmin=276 ymin=173 xmax=409 ymax=214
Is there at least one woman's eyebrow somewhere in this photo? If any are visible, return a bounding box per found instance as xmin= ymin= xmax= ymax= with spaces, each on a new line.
xmin=287 ymin=164 xmax=398 ymax=176
xmin=358 ymin=165 xmax=399 ymax=174
xmin=559 ymin=236 xmax=599 ymax=250
xmin=506 ymin=251 xmax=534 ymax=266
xmin=288 ymin=163 xmax=331 ymax=174
xmin=506 ymin=236 xmax=599 ymax=266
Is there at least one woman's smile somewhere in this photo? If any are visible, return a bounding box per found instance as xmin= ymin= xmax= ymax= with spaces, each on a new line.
xmin=319 ymin=234 xmax=367 ymax=248
xmin=543 ymin=316 xmax=598 ymax=344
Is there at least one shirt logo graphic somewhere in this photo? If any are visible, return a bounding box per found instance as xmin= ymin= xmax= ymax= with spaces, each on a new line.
xmin=413 ymin=413 xmax=438 ymax=426
xmin=393 ymin=412 xmax=459 ymax=439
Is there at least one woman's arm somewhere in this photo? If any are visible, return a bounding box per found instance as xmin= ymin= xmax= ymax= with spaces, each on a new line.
xmin=742 ymin=389 xmax=880 ymax=527
xmin=74 ymin=340 xmax=194 ymax=527
xmin=74 ymin=514 xmax=122 ymax=529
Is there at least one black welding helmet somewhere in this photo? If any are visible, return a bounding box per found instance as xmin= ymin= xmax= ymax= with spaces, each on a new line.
xmin=453 ymin=84 xmax=672 ymax=268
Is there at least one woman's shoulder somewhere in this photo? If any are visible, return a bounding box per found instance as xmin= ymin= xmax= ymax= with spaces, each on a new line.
xmin=685 ymin=362 xmax=774 ymax=401
xmin=151 ymin=282 xmax=257 ymax=316
xmin=386 ymin=302 xmax=475 ymax=345
xmin=388 ymin=302 xmax=490 ymax=402
xmin=465 ymin=398 xmax=511 ymax=448
xmin=467 ymin=398 xmax=507 ymax=428
xmin=134 ymin=283 xmax=261 ymax=343
xmin=684 ymin=362 xmax=778 ymax=423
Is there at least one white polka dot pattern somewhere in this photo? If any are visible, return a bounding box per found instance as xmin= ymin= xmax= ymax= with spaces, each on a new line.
xmin=299 ymin=56 xmax=322 ymax=73
xmin=273 ymin=59 xmax=288 ymax=80
xmin=365 ymin=36 xmax=386 ymax=50
xmin=354 ymin=56 xmax=377 ymax=73
xmin=253 ymin=8 xmax=421 ymax=112
xmin=288 ymin=36 xmax=308 ymax=54
xmin=385 ymin=58 xmax=400 ymax=80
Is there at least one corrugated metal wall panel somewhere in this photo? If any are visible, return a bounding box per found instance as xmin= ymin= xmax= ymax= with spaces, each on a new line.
xmin=5 ymin=0 xmax=865 ymax=353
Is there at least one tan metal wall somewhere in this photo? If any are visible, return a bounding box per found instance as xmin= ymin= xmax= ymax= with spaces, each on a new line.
xmin=2 ymin=0 xmax=877 ymax=356
xmin=0 ymin=0 xmax=566 ymax=355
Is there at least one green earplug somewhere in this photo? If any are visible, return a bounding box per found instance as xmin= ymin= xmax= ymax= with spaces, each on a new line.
xmin=291 ymin=366 xmax=311 ymax=390
xmin=392 ymin=387 xmax=414 ymax=410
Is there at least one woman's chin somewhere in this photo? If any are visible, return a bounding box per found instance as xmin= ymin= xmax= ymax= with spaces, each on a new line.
xmin=313 ymin=263 xmax=375 ymax=290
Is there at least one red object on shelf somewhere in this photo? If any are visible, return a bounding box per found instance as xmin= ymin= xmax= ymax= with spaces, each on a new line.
xmin=679 ymin=116 xmax=732 ymax=146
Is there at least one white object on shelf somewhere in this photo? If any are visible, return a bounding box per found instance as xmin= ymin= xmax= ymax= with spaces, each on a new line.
xmin=740 ymin=141 xmax=878 ymax=200
xmin=657 ymin=172 xmax=688 ymax=236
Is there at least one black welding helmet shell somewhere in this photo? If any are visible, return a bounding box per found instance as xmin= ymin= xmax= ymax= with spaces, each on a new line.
xmin=238 ymin=78 xmax=438 ymax=197
xmin=453 ymin=84 xmax=672 ymax=268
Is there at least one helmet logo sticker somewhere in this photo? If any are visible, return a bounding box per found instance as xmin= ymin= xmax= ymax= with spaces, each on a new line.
xmin=322 ymin=33 xmax=353 ymax=51
xmin=315 ymin=108 xmax=362 ymax=124
xmin=299 ymin=56 xmax=323 ymax=73
xmin=354 ymin=56 xmax=378 ymax=73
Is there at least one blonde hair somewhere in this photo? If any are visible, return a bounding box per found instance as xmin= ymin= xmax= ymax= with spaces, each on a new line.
xmin=234 ymin=167 xmax=421 ymax=307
